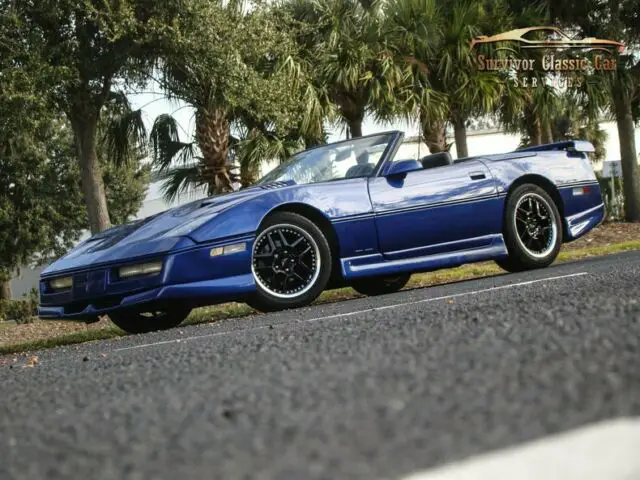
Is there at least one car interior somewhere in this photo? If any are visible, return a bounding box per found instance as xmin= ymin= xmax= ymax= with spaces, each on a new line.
xmin=345 ymin=151 xmax=376 ymax=178
xmin=420 ymin=151 xmax=453 ymax=169
xmin=344 ymin=148 xmax=456 ymax=179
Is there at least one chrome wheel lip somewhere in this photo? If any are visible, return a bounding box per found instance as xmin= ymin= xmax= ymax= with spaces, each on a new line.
xmin=251 ymin=223 xmax=322 ymax=299
xmin=513 ymin=192 xmax=558 ymax=259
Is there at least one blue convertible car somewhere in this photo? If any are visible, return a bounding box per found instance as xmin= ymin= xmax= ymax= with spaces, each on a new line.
xmin=39 ymin=131 xmax=604 ymax=333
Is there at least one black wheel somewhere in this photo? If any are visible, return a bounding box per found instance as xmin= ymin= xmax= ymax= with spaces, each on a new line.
xmin=496 ymin=184 xmax=563 ymax=273
xmin=108 ymin=307 xmax=191 ymax=334
xmin=247 ymin=211 xmax=332 ymax=312
xmin=351 ymin=274 xmax=411 ymax=296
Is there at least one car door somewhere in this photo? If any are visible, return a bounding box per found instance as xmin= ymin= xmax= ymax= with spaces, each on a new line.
xmin=368 ymin=156 xmax=501 ymax=260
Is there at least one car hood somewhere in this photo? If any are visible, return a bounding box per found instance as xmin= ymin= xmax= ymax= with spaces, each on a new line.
xmin=41 ymin=184 xmax=285 ymax=276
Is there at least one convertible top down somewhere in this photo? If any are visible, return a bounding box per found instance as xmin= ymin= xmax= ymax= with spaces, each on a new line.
xmin=39 ymin=131 xmax=604 ymax=333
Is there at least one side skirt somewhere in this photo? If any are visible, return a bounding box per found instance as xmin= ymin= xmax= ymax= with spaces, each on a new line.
xmin=563 ymin=203 xmax=606 ymax=242
xmin=340 ymin=234 xmax=508 ymax=279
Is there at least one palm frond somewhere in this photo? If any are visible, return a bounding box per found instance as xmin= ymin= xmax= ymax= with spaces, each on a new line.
xmin=156 ymin=165 xmax=206 ymax=203
xmin=149 ymin=114 xmax=198 ymax=172
xmin=101 ymin=93 xmax=148 ymax=166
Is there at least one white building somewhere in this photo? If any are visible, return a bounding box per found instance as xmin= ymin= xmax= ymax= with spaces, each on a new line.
xmin=9 ymin=120 xmax=640 ymax=298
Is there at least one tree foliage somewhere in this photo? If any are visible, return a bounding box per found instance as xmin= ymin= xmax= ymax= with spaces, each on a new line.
xmin=384 ymin=0 xmax=510 ymax=155
xmin=0 ymin=43 xmax=150 ymax=297
xmin=1 ymin=0 xmax=182 ymax=233
xmin=149 ymin=0 xmax=304 ymax=197
xmin=278 ymin=0 xmax=406 ymax=138
xmin=544 ymin=0 xmax=640 ymax=220
xmin=0 ymin=114 xmax=150 ymax=297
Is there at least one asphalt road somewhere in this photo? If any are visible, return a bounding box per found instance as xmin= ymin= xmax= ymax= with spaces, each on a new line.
xmin=1 ymin=251 xmax=639 ymax=480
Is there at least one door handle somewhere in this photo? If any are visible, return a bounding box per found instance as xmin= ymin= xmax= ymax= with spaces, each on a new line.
xmin=469 ymin=171 xmax=486 ymax=180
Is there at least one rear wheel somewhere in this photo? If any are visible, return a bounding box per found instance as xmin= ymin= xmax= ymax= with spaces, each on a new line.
xmin=351 ymin=274 xmax=411 ymax=296
xmin=496 ymin=184 xmax=562 ymax=273
xmin=247 ymin=212 xmax=332 ymax=312
xmin=109 ymin=307 xmax=191 ymax=334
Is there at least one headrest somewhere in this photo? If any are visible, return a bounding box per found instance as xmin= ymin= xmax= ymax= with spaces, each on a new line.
xmin=421 ymin=152 xmax=453 ymax=170
xmin=357 ymin=151 xmax=370 ymax=164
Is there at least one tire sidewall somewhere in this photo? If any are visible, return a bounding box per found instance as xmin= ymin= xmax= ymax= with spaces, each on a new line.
xmin=250 ymin=212 xmax=332 ymax=310
xmin=109 ymin=307 xmax=191 ymax=334
xmin=352 ymin=274 xmax=411 ymax=296
xmin=504 ymin=184 xmax=563 ymax=268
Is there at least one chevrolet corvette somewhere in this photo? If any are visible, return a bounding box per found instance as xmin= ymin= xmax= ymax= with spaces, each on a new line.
xmin=39 ymin=131 xmax=605 ymax=333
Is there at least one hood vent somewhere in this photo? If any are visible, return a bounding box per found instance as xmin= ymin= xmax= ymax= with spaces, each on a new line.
xmin=83 ymin=212 xmax=163 ymax=251
xmin=258 ymin=181 xmax=294 ymax=190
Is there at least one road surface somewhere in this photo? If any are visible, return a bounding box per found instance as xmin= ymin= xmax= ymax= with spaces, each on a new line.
xmin=1 ymin=251 xmax=640 ymax=479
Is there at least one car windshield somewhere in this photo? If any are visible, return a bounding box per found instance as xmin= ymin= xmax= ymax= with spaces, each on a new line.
xmin=256 ymin=133 xmax=396 ymax=186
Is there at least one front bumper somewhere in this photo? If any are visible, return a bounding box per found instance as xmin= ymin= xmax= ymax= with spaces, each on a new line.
xmin=38 ymin=274 xmax=255 ymax=320
xmin=38 ymin=237 xmax=256 ymax=321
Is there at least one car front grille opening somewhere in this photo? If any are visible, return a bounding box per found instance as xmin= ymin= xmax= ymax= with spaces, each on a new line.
xmin=92 ymin=297 xmax=123 ymax=310
xmin=63 ymin=296 xmax=123 ymax=315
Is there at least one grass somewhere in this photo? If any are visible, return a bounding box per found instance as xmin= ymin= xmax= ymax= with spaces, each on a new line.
xmin=1 ymin=239 xmax=639 ymax=356
xmin=1 ymin=328 xmax=124 ymax=355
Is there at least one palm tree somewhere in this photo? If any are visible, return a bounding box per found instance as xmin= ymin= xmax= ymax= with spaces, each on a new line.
xmin=385 ymin=0 xmax=507 ymax=156
xmin=151 ymin=0 xmax=300 ymax=196
xmin=491 ymin=1 xmax=571 ymax=148
xmin=500 ymin=80 xmax=559 ymax=147
xmin=548 ymin=0 xmax=640 ymax=221
xmin=148 ymin=114 xmax=206 ymax=202
xmin=233 ymin=125 xmax=306 ymax=187
xmin=283 ymin=0 xmax=404 ymax=138
xmin=382 ymin=0 xmax=445 ymax=151
xmin=438 ymin=1 xmax=508 ymax=157
xmin=548 ymin=77 xmax=609 ymax=161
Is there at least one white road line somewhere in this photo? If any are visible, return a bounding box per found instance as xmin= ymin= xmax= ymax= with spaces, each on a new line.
xmin=401 ymin=417 xmax=640 ymax=480
xmin=115 ymin=271 xmax=588 ymax=353
xmin=304 ymin=272 xmax=588 ymax=324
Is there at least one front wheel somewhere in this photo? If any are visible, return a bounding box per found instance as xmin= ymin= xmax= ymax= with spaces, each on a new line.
xmin=247 ymin=212 xmax=332 ymax=312
xmin=109 ymin=307 xmax=191 ymax=334
xmin=351 ymin=274 xmax=411 ymax=296
xmin=496 ymin=184 xmax=563 ymax=273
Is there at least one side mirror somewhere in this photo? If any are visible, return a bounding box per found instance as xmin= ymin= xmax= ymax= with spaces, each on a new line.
xmin=386 ymin=159 xmax=423 ymax=178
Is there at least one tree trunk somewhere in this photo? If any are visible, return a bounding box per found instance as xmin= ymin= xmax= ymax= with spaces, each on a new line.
xmin=541 ymin=119 xmax=554 ymax=145
xmin=524 ymin=108 xmax=543 ymax=146
xmin=420 ymin=110 xmax=447 ymax=153
xmin=70 ymin=113 xmax=111 ymax=234
xmin=195 ymin=107 xmax=233 ymax=195
xmin=336 ymin=94 xmax=364 ymax=139
xmin=304 ymin=127 xmax=325 ymax=148
xmin=304 ymin=136 xmax=323 ymax=149
xmin=452 ymin=116 xmax=469 ymax=158
xmin=0 ymin=279 xmax=11 ymax=300
xmin=613 ymin=83 xmax=640 ymax=222
xmin=240 ymin=169 xmax=258 ymax=188
xmin=347 ymin=115 xmax=363 ymax=138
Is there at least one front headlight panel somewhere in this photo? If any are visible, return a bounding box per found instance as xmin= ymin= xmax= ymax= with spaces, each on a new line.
xmin=117 ymin=261 xmax=163 ymax=280
xmin=49 ymin=276 xmax=73 ymax=291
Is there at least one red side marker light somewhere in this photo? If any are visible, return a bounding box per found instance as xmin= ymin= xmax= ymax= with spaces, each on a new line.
xmin=572 ymin=186 xmax=591 ymax=196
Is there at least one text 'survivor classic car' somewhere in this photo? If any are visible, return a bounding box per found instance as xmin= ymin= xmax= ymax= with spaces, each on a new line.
xmin=39 ymin=131 xmax=604 ymax=333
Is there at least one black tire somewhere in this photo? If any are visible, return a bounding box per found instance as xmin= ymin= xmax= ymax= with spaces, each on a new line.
xmin=247 ymin=211 xmax=332 ymax=312
xmin=496 ymin=184 xmax=563 ymax=273
xmin=109 ymin=306 xmax=191 ymax=334
xmin=351 ymin=274 xmax=411 ymax=296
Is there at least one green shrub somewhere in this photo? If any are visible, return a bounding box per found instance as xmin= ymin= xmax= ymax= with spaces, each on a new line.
xmin=596 ymin=173 xmax=625 ymax=221
xmin=0 ymin=288 xmax=39 ymax=324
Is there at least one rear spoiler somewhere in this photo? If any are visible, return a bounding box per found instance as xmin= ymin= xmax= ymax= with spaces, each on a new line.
xmin=517 ymin=140 xmax=596 ymax=153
